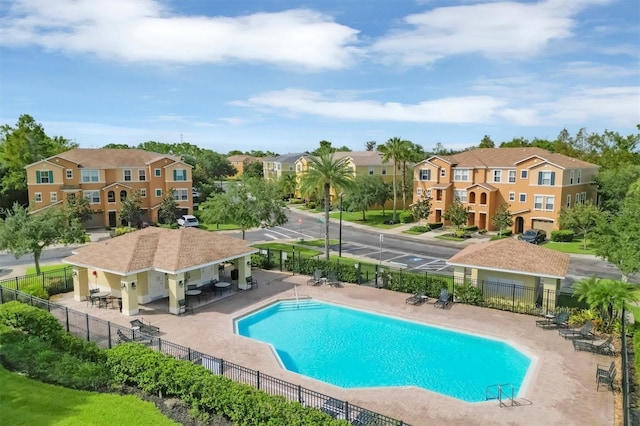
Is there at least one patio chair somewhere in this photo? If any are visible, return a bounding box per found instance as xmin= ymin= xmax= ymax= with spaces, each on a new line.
xmin=596 ymin=361 xmax=615 ymax=382
xmin=597 ymin=365 xmax=616 ymax=391
xmin=116 ymin=329 xmax=152 ymax=345
xmin=405 ymin=292 xmax=427 ymax=305
xmin=573 ymin=335 xmax=615 ymax=355
xmin=327 ymin=271 xmax=341 ymax=288
xmin=558 ymin=320 xmax=594 ymax=340
xmin=433 ymin=288 xmax=451 ymax=309
xmin=307 ymin=269 xmax=323 ymax=286
xmin=245 ymin=276 xmax=258 ymax=290
xmin=321 ymin=397 xmax=345 ymax=418
xmin=351 ymin=409 xmax=378 ymax=426
xmin=130 ymin=318 xmax=160 ymax=336
xmin=536 ymin=311 xmax=569 ymax=329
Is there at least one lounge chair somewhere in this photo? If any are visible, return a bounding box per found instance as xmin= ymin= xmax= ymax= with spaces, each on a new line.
xmin=351 ymin=409 xmax=378 ymax=425
xmin=596 ymin=361 xmax=615 ymax=382
xmin=130 ymin=318 xmax=160 ymax=336
xmin=307 ymin=269 xmax=323 ymax=286
xmin=558 ymin=320 xmax=594 ymax=340
xmin=405 ymin=292 xmax=427 ymax=305
xmin=597 ymin=365 xmax=616 ymax=391
xmin=116 ymin=329 xmax=152 ymax=345
xmin=327 ymin=271 xmax=341 ymax=288
xmin=536 ymin=311 xmax=569 ymax=329
xmin=573 ymin=335 xmax=615 ymax=355
xmin=321 ymin=397 xmax=345 ymax=418
xmin=433 ymin=288 xmax=451 ymax=309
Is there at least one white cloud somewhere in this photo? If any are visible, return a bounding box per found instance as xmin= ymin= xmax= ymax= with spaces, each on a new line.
xmin=556 ymin=61 xmax=638 ymax=78
xmin=0 ymin=0 xmax=361 ymax=70
xmin=372 ymin=0 xmax=613 ymax=66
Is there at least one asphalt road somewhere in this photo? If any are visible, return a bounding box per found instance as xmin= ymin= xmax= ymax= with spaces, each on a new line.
xmin=1 ymin=209 xmax=635 ymax=287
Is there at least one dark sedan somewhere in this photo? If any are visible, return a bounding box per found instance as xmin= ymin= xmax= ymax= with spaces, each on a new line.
xmin=521 ymin=229 xmax=546 ymax=244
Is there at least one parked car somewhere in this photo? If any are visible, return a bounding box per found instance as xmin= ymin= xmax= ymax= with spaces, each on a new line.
xmin=521 ymin=229 xmax=546 ymax=244
xmin=177 ymin=214 xmax=199 ymax=228
xmin=192 ymin=187 xmax=200 ymax=198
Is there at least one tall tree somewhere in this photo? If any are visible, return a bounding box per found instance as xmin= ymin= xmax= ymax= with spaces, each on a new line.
xmin=158 ymin=189 xmax=178 ymax=225
xmin=300 ymin=149 xmax=354 ymax=260
xmin=443 ymin=200 xmax=470 ymax=234
xmin=102 ymin=143 xmax=132 ymax=149
xmin=491 ymin=203 xmax=513 ymax=237
xmin=559 ymin=201 xmax=602 ymax=249
xmin=0 ymin=203 xmax=85 ymax=274
xmin=344 ymin=175 xmax=385 ymax=221
xmin=410 ymin=196 xmax=432 ymax=222
xmin=0 ymin=115 xmax=76 ymax=208
xmin=119 ymin=191 xmax=143 ymax=229
xmin=478 ymin=135 xmax=495 ymax=148
xmin=279 ymin=174 xmax=297 ymax=200
xmin=594 ymin=165 xmax=640 ymax=214
xmin=243 ymin=161 xmax=264 ymax=179
xmin=200 ymin=179 xmax=287 ymax=239
xmin=377 ymin=137 xmax=405 ymax=223
xmin=64 ymin=196 xmax=92 ymax=225
xmin=193 ymin=150 xmax=236 ymax=200
xmin=365 ymin=141 xmax=377 ymax=151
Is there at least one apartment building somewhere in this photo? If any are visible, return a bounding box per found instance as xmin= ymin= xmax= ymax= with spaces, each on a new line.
xmin=26 ymin=148 xmax=193 ymax=228
xmin=227 ymin=154 xmax=263 ymax=178
xmin=412 ymin=148 xmax=599 ymax=233
xmin=262 ymin=153 xmax=306 ymax=181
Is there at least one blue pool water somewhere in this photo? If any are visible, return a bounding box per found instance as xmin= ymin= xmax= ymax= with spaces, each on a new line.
xmin=235 ymin=300 xmax=532 ymax=402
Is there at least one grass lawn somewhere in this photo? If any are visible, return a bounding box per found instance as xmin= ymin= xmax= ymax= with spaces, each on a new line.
xmin=300 ymin=239 xmax=339 ymax=247
xmin=542 ymin=237 xmax=598 ymax=255
xmin=328 ymin=210 xmax=404 ymax=229
xmin=0 ymin=366 xmax=177 ymax=426
xmin=435 ymin=235 xmax=467 ymax=242
xmin=26 ymin=264 xmax=68 ymax=275
xmin=198 ymin=223 xmax=241 ymax=231
xmin=252 ymin=242 xmax=322 ymax=257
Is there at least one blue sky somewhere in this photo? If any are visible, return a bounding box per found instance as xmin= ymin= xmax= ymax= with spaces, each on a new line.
xmin=1 ymin=0 xmax=638 ymax=154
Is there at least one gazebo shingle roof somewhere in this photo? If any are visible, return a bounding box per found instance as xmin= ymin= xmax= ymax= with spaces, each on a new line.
xmin=64 ymin=227 xmax=258 ymax=275
xmin=446 ymin=238 xmax=570 ymax=279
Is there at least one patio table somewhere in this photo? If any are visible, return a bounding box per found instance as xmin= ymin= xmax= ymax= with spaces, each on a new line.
xmin=94 ymin=291 xmax=111 ymax=308
xmin=214 ymin=281 xmax=231 ymax=296
xmin=185 ymin=289 xmax=202 ymax=302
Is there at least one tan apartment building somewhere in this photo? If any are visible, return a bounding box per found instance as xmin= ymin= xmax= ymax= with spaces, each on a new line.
xmin=26 ymin=148 xmax=193 ymax=228
xmin=412 ymin=148 xmax=599 ymax=233
xmin=263 ymin=153 xmax=305 ymax=182
xmin=227 ymin=154 xmax=263 ymax=178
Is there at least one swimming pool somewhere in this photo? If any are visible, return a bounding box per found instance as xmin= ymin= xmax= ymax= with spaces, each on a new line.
xmin=235 ymin=299 xmax=533 ymax=402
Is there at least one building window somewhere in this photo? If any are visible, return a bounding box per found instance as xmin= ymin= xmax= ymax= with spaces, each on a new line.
xmin=520 ymin=170 xmax=528 ymax=179
xmin=469 ymin=192 xmax=476 ymax=203
xmin=123 ymin=169 xmax=132 ymax=181
xmin=419 ymin=169 xmax=431 ymax=181
xmin=480 ymin=192 xmax=487 ymax=204
xmin=436 ymin=190 xmax=443 ymax=201
xmin=416 ymin=188 xmax=423 ymax=197
xmin=276 ymin=164 xmax=281 ymax=171
xmin=440 ymin=168 xmax=446 ymax=177
xmin=296 ymin=164 xmax=301 ymax=172
xmin=534 ymin=195 xmax=543 ymax=210
xmin=509 ymin=192 xmax=515 ymax=201
xmin=173 ymin=188 xmax=188 ymax=201
xmin=138 ymin=169 xmax=146 ymax=181
xmin=107 ymin=191 xmax=115 ymax=203
xmin=426 ymin=189 xmax=432 ymax=198
xmin=289 ymin=164 xmax=294 ymax=171
xmin=140 ymin=189 xmax=147 ymax=197
xmin=577 ymin=170 xmax=582 ymax=183
xmin=566 ymin=194 xmax=571 ymax=207
xmin=81 ymin=170 xmax=99 ymax=183
xmin=83 ymin=191 xmax=100 ymax=204
xmin=537 ymin=171 xmax=555 ymax=186
xmin=508 ymin=170 xmax=516 ymax=183
xmin=36 ymin=170 xmax=53 ymax=184
xmin=155 ymin=189 xmax=162 ymax=197
xmin=492 ymin=170 xmax=501 ymax=183
xmin=34 ymin=192 xmax=42 ymax=202
xmin=173 ymin=169 xmax=187 ymax=181
xmin=120 ymin=190 xmax=127 ymax=202
xmin=519 ymin=193 xmax=527 ymax=203
xmin=545 ymin=196 xmax=555 ymax=211
xmin=66 ymin=169 xmax=73 ymax=179
xmin=455 ymin=189 xmax=467 ymax=202
xmin=453 ymin=169 xmax=469 ymax=181
xmin=570 ymin=170 xmax=575 ymax=185
xmin=50 ymin=192 xmax=57 ymax=203
xmin=369 ymin=167 xmax=374 ymax=176
xmin=154 ymin=168 xmax=161 ymax=177
xmin=381 ymin=167 xmax=387 ymax=175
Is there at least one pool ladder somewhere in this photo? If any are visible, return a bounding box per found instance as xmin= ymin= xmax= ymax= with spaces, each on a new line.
xmin=485 ymin=383 xmax=517 ymax=407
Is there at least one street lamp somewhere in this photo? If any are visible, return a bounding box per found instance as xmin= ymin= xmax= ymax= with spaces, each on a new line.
xmin=339 ymin=193 xmax=344 ymax=257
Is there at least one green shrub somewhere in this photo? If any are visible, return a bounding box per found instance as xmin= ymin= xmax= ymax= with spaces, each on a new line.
xmin=551 ymin=230 xmax=574 ymax=242
xmin=115 ymin=227 xmax=137 ymax=236
xmin=250 ymin=253 xmax=273 ymax=269
xmin=408 ymin=225 xmax=430 ymax=233
xmin=453 ymin=283 xmax=483 ymax=305
xmin=399 ymin=211 xmax=414 ymax=224
xmin=464 ymin=225 xmax=479 ymax=232
xmin=428 ymin=222 xmax=443 ymax=229
xmin=0 ymin=301 xmax=64 ymax=344
xmin=306 ymin=201 xmax=316 ymax=209
xmin=19 ymin=283 xmax=49 ymax=300
xmin=478 ymin=229 xmax=488 ymax=234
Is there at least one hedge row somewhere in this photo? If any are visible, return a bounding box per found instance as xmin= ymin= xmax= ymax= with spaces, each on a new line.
xmin=550 ymin=230 xmax=574 ymax=242
xmin=107 ymin=344 xmax=346 ymax=426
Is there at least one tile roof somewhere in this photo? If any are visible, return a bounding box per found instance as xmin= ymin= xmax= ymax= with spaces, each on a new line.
xmin=274 ymin=153 xmax=306 ymax=163
xmin=228 ymin=155 xmax=261 ymax=162
xmin=333 ymin=151 xmax=395 ymax=166
xmin=53 ymin=148 xmax=183 ymax=168
xmin=434 ymin=148 xmax=598 ymax=169
xmin=446 ymin=238 xmax=570 ymax=279
xmin=64 ymin=227 xmax=258 ymax=275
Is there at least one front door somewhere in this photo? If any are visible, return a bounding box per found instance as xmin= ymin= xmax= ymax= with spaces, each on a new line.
xmin=108 ymin=211 xmax=117 ymax=228
xmin=515 ymin=217 xmax=524 ymax=234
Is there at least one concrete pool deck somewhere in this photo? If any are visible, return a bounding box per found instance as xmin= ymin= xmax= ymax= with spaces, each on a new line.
xmin=52 ymin=269 xmax=614 ymax=426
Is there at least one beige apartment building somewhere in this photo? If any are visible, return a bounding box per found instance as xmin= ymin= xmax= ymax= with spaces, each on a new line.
xmin=26 ymin=148 xmax=193 ymax=228
xmin=227 ymin=154 xmax=262 ymax=178
xmin=412 ymin=148 xmax=599 ymax=233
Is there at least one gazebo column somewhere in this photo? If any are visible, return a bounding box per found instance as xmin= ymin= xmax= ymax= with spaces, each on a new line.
xmin=73 ymin=267 xmax=89 ymax=302
xmin=541 ymin=277 xmax=559 ymax=313
xmin=120 ymin=275 xmax=139 ymax=316
xmin=470 ymin=268 xmax=479 ymax=286
xmin=168 ymin=273 xmax=185 ymax=315
xmin=237 ymin=255 xmax=252 ymax=290
xmin=453 ymin=266 xmax=465 ymax=286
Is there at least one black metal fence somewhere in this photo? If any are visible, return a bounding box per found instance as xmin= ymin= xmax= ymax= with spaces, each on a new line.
xmin=0 ymin=282 xmax=407 ymax=426
xmin=0 ymin=266 xmax=74 ymax=296
xmin=621 ymin=307 xmax=638 ymax=426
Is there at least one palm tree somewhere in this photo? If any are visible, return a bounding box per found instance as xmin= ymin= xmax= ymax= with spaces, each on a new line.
xmin=378 ymin=137 xmax=405 ymax=223
xmin=279 ymin=174 xmax=297 ymax=200
xmin=300 ymin=148 xmax=354 ymax=260
xmin=573 ymin=277 xmax=639 ymax=332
